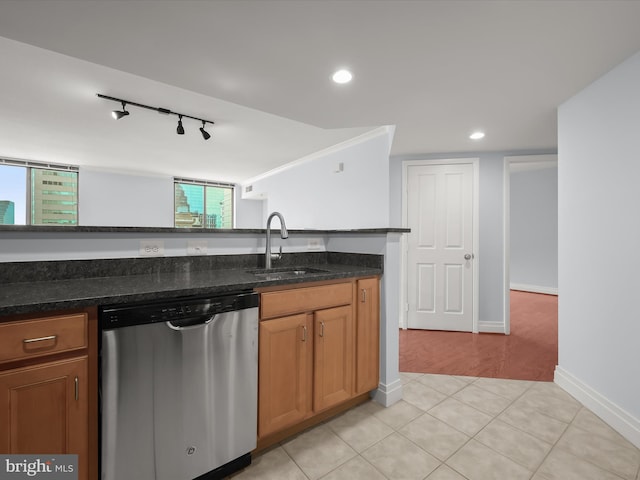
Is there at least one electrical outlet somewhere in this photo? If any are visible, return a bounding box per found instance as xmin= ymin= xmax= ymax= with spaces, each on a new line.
xmin=139 ymin=240 xmax=165 ymax=257
xmin=187 ymin=240 xmax=208 ymax=255
xmin=307 ymin=239 xmax=322 ymax=251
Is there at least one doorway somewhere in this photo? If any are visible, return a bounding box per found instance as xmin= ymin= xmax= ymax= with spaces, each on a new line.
xmin=398 ymin=155 xmax=558 ymax=380
xmin=507 ymin=155 xmax=558 ymax=296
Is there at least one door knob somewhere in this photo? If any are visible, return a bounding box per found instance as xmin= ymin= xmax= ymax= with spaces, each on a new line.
xmin=464 ymin=253 xmax=473 ymax=260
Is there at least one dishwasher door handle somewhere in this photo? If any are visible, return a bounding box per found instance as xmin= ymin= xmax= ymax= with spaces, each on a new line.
xmin=166 ymin=314 xmax=217 ymax=330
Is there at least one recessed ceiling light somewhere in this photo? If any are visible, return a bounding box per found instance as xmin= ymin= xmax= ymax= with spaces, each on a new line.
xmin=332 ymin=69 xmax=353 ymax=84
xmin=469 ymin=131 xmax=485 ymax=140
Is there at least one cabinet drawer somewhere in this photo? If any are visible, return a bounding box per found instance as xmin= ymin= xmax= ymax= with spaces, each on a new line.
xmin=0 ymin=313 xmax=88 ymax=365
xmin=261 ymin=282 xmax=353 ymax=319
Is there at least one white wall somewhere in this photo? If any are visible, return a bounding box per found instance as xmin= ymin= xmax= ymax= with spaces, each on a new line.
xmin=243 ymin=127 xmax=394 ymax=229
xmin=510 ymin=164 xmax=558 ymax=292
xmin=234 ymin=189 xmax=264 ymax=229
xmin=0 ymin=230 xmax=328 ymax=262
xmin=556 ymin=51 xmax=640 ymax=447
xmin=79 ymin=167 xmax=174 ymax=227
xmin=79 ymin=166 xmax=265 ymax=229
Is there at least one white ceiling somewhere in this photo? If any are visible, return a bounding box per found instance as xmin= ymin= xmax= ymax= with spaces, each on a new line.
xmin=1 ymin=0 xmax=640 ymax=183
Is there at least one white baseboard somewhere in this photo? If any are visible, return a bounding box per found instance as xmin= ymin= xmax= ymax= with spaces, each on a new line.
xmin=555 ymin=366 xmax=640 ymax=449
xmin=478 ymin=321 xmax=506 ymax=334
xmin=372 ymin=379 xmax=403 ymax=407
xmin=510 ymin=283 xmax=558 ymax=295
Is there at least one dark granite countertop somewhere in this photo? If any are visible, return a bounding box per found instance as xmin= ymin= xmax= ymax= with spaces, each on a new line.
xmin=0 ymin=225 xmax=409 ymax=235
xmin=0 ymin=260 xmax=382 ymax=318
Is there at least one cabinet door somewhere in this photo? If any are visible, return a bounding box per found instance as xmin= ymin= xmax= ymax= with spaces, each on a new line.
xmin=355 ymin=278 xmax=380 ymax=394
xmin=313 ymin=305 xmax=354 ymax=412
xmin=0 ymin=356 xmax=88 ymax=480
xmin=258 ymin=313 xmax=313 ymax=438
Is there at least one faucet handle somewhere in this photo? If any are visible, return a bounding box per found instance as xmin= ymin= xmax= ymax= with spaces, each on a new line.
xmin=270 ymin=245 xmax=283 ymax=261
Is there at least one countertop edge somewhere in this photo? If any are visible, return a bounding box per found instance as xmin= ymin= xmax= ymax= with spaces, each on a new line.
xmin=0 ymin=226 xmax=410 ymax=234
xmin=0 ymin=266 xmax=382 ymax=318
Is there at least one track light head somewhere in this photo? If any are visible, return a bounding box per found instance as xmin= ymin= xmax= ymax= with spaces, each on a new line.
xmin=111 ymin=101 xmax=129 ymax=120
xmin=200 ymin=121 xmax=211 ymax=140
xmin=176 ymin=115 xmax=185 ymax=135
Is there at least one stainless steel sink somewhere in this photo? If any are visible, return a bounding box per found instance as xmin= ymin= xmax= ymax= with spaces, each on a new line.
xmin=247 ymin=267 xmax=330 ymax=280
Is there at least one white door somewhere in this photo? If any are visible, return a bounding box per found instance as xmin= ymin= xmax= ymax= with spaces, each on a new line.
xmin=406 ymin=163 xmax=475 ymax=331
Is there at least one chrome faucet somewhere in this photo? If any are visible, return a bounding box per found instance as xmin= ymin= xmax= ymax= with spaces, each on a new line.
xmin=265 ymin=211 xmax=288 ymax=269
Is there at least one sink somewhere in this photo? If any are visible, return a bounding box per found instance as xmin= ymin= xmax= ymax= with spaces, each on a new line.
xmin=247 ymin=267 xmax=330 ymax=280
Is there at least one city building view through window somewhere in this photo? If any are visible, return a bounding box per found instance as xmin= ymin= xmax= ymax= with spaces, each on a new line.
xmin=0 ymin=164 xmax=26 ymax=225
xmin=174 ymin=180 xmax=233 ymax=229
xmin=0 ymin=163 xmax=78 ymax=225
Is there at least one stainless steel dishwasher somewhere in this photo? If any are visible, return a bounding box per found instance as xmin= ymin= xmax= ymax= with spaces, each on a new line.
xmin=99 ymin=291 xmax=259 ymax=480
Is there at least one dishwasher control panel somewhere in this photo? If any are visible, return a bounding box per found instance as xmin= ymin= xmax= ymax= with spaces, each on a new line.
xmin=100 ymin=291 xmax=259 ymax=329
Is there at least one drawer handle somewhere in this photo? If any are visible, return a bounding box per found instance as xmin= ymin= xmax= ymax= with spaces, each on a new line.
xmin=75 ymin=376 xmax=79 ymax=401
xmin=23 ymin=335 xmax=57 ymax=344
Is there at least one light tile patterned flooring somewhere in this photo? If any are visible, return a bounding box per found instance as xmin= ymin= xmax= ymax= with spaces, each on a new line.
xmin=233 ymin=373 xmax=640 ymax=480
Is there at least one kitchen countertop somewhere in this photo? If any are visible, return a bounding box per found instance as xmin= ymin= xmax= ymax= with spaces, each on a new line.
xmin=0 ymin=262 xmax=382 ymax=317
xmin=0 ymin=225 xmax=409 ymax=234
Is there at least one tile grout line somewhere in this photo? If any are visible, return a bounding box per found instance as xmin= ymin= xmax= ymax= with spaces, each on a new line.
xmin=402 ymin=375 xmax=531 ymax=479
xmin=278 ymin=440 xmax=313 ymax=480
xmin=527 ymin=408 xmax=577 ymax=480
xmin=421 ymin=375 xmax=573 ymax=479
xmin=473 ymin=379 xmax=581 ymax=479
xmin=551 ymin=407 xmax=636 ymax=480
xmin=358 ymin=453 xmax=393 ymax=480
xmin=449 ymin=379 xmax=540 ymax=477
xmin=325 ymin=413 xmax=396 ymax=476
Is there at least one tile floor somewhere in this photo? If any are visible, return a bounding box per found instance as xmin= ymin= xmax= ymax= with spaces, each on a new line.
xmin=233 ymin=373 xmax=640 ymax=480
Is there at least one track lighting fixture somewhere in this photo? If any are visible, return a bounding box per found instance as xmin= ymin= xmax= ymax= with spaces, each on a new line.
xmin=176 ymin=115 xmax=185 ymax=135
xmin=111 ymin=101 xmax=129 ymax=120
xmin=200 ymin=120 xmax=211 ymax=140
xmin=97 ymin=93 xmax=214 ymax=140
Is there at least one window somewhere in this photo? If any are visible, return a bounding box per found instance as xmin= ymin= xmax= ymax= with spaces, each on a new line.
xmin=0 ymin=159 xmax=78 ymax=225
xmin=174 ymin=178 xmax=234 ymax=229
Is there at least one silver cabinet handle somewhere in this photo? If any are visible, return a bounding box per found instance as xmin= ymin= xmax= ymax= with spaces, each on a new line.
xmin=361 ymin=288 xmax=367 ymax=303
xmin=319 ymin=322 xmax=325 ymax=337
xmin=23 ymin=335 xmax=57 ymax=344
xmin=74 ymin=376 xmax=79 ymax=401
xmin=301 ymin=325 xmax=307 ymax=342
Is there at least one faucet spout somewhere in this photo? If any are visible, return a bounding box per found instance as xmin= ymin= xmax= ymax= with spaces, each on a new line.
xmin=265 ymin=212 xmax=288 ymax=269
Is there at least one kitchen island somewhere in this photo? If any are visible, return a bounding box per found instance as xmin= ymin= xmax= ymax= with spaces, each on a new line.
xmin=0 ymin=251 xmax=384 ymax=479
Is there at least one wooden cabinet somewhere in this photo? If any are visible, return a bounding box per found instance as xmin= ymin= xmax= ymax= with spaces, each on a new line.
xmin=257 ymin=277 xmax=378 ymax=445
xmin=258 ymin=313 xmax=312 ymax=436
xmin=355 ymin=277 xmax=380 ymax=394
xmin=314 ymin=305 xmax=353 ymax=411
xmin=0 ymin=309 xmax=97 ymax=480
xmin=0 ymin=357 xmax=88 ymax=457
